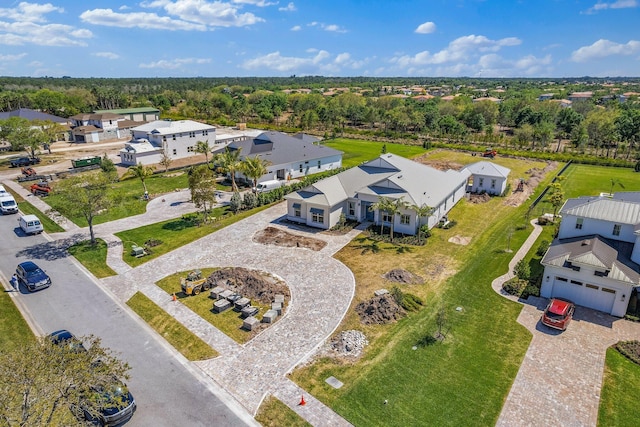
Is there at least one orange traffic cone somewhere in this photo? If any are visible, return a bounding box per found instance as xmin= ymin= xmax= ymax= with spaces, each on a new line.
xmin=299 ymin=395 xmax=306 ymax=406
xmin=172 ymin=293 xmax=177 ymax=301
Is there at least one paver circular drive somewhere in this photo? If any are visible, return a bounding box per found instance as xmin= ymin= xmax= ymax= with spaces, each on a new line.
xmin=101 ymin=202 xmax=357 ymax=414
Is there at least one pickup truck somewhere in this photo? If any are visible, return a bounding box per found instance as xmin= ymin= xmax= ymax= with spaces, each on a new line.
xmin=10 ymin=156 xmax=41 ymax=167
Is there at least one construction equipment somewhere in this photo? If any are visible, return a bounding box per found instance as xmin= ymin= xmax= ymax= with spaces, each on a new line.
xmin=482 ymin=148 xmax=497 ymax=158
xmin=30 ymin=181 xmax=51 ymax=196
xmin=516 ymin=178 xmax=524 ymax=192
xmin=21 ymin=167 xmax=37 ymax=177
xmin=180 ymin=270 xmax=210 ymax=296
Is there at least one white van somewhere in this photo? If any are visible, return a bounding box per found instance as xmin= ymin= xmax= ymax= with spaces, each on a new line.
xmin=253 ymin=179 xmax=285 ymax=193
xmin=18 ymin=214 xmax=43 ymax=235
xmin=0 ymin=192 xmax=18 ymax=214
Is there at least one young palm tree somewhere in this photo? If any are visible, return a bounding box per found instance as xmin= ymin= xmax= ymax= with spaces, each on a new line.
xmin=194 ymin=140 xmax=211 ymax=165
xmin=241 ymin=155 xmax=272 ymax=190
xmin=369 ymin=197 xmax=393 ymax=236
xmin=370 ymin=196 xmax=407 ymax=241
xmin=213 ymin=147 xmax=243 ymax=192
xmin=410 ymin=203 xmax=434 ymax=244
xmin=125 ymin=163 xmax=155 ymax=194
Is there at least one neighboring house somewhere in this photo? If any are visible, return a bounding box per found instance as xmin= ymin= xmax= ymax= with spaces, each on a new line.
xmin=540 ymin=193 xmax=640 ymax=317
xmin=567 ymin=91 xmax=593 ymax=102
xmin=0 ymin=108 xmax=71 ymax=141
xmin=70 ymin=113 xmax=133 ymax=143
xmin=226 ymin=131 xmax=342 ymax=183
xmin=538 ymin=93 xmax=555 ymax=101
xmin=284 ymin=153 xmax=470 ymax=233
xmin=462 ymin=161 xmax=511 ymax=195
xmin=119 ymin=119 xmax=216 ymax=166
xmin=95 ymin=107 xmax=160 ymax=122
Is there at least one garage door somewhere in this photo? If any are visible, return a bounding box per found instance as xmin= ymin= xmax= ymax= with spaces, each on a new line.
xmin=551 ymin=277 xmax=616 ymax=314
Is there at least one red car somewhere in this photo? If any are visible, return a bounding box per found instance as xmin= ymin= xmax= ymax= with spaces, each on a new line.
xmin=541 ymin=298 xmax=575 ymax=331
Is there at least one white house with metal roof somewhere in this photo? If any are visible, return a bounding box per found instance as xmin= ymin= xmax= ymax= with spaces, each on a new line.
xmin=541 ymin=193 xmax=640 ymax=317
xmin=226 ymin=131 xmax=343 ymax=183
xmin=462 ymin=161 xmax=511 ymax=195
xmin=284 ymin=153 xmax=470 ymax=234
xmin=119 ymin=119 xmax=215 ymax=166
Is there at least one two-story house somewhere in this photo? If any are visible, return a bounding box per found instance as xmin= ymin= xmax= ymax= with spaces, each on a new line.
xmin=70 ymin=112 xmax=133 ymax=143
xmin=540 ymin=193 xmax=640 ymax=317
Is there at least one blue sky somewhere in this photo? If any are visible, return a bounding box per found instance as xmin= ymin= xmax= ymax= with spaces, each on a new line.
xmin=0 ymin=0 xmax=639 ymax=78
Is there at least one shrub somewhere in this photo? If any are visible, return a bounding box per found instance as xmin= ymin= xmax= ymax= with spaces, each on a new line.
xmin=536 ymin=240 xmax=550 ymax=256
xmin=229 ymin=192 xmax=242 ymax=213
xmin=513 ymin=259 xmax=531 ymax=280
xmin=615 ymin=341 xmax=640 ymax=365
xmin=243 ymin=192 xmax=258 ymax=209
xmin=390 ymin=286 xmax=424 ymax=312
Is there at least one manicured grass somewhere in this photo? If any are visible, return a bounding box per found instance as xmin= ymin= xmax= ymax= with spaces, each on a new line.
xmin=290 ymin=155 xmax=560 ymax=426
xmin=156 ymin=270 xmax=271 ymax=344
xmin=255 ymin=396 xmax=311 ymax=427
xmin=68 ymin=239 xmax=117 ymax=278
xmin=43 ymin=170 xmax=190 ymax=227
xmin=322 ymin=138 xmax=427 ymax=167
xmin=126 ymin=291 xmax=217 ymax=361
xmin=0 ymin=290 xmax=36 ymax=352
xmin=598 ymin=347 xmax=640 ymax=427
xmin=116 ymin=204 xmax=272 ymax=267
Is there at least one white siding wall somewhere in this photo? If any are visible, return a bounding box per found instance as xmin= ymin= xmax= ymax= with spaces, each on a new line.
xmin=287 ymin=154 xmax=342 ymax=180
xmin=470 ymin=174 xmax=506 ymax=195
xmin=558 ymin=214 xmax=636 ymax=243
xmin=632 ymin=235 xmax=640 ymax=265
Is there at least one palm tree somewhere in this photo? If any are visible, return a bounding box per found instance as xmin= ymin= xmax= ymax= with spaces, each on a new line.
xmin=369 ymin=197 xmax=393 ymax=236
xmin=194 ymin=140 xmax=211 ymax=165
xmin=241 ymin=155 xmax=272 ymax=190
xmin=213 ymin=147 xmax=242 ymax=192
xmin=125 ymin=163 xmax=154 ymax=194
xmin=410 ymin=203 xmax=434 ymax=244
xmin=369 ymin=196 xmax=407 ymax=241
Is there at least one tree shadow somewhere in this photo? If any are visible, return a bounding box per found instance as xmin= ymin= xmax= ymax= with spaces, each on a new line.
xmin=416 ymin=334 xmax=438 ymax=347
xmin=14 ymin=233 xmax=87 ymax=261
xmin=162 ymin=216 xmax=200 ymax=231
xmin=353 ymin=237 xmax=382 ymax=255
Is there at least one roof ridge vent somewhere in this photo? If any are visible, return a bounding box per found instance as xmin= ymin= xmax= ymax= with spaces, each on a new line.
xmin=581 ymin=239 xmax=591 ymax=246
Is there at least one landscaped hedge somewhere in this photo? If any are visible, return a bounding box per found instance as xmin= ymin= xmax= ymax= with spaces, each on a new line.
xmin=615 ymin=340 xmax=640 ymax=365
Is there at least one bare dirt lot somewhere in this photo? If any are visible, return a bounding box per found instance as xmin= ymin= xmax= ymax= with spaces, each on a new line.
xmin=253 ymin=226 xmax=327 ymax=251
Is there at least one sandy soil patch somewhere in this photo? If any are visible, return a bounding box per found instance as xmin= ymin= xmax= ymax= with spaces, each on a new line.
xmin=448 ymin=235 xmax=471 ymax=245
xmin=503 ymin=161 xmax=558 ymax=207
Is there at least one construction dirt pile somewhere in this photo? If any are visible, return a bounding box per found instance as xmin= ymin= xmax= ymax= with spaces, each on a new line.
xmin=321 ymin=330 xmax=369 ymax=360
xmin=205 ymin=267 xmax=289 ymax=305
xmin=356 ymin=294 xmax=406 ymax=325
xmin=503 ymin=161 xmax=558 ymax=207
xmin=253 ymin=226 xmax=327 ymax=251
xmin=469 ymin=193 xmax=491 ymax=203
xmin=383 ymin=268 xmax=424 ymax=284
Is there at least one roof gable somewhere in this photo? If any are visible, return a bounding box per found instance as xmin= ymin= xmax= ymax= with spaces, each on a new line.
xmin=462 ymin=161 xmax=510 ymax=178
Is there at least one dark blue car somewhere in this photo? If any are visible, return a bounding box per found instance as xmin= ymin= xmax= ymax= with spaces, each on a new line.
xmin=16 ymin=261 xmax=51 ymax=292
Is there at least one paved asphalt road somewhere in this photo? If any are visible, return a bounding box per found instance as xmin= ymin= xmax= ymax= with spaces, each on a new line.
xmin=0 ymin=212 xmax=255 ymax=427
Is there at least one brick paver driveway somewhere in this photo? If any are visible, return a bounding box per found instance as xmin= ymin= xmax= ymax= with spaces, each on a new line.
xmin=497 ymin=297 xmax=640 ymax=427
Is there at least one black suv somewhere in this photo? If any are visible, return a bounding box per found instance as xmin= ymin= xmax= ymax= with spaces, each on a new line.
xmin=16 ymin=261 xmax=51 ymax=292
xmin=10 ymin=156 xmax=41 ymax=167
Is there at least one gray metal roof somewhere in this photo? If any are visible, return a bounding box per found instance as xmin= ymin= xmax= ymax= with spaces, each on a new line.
xmin=462 ymin=161 xmax=510 ymax=178
xmin=0 ymin=108 xmax=68 ymax=123
xmin=285 ymin=153 xmax=468 ymax=208
xmin=561 ymin=197 xmax=640 ymax=225
xmin=228 ymin=132 xmax=342 ymax=165
xmin=542 ymin=235 xmax=640 ymax=285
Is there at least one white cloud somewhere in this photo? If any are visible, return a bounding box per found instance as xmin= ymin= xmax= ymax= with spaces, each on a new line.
xmin=586 ymin=0 xmax=637 ymax=13
xmin=571 ymin=39 xmax=640 ymax=61
xmin=93 ymin=51 xmax=120 ymax=59
xmin=415 ymin=21 xmax=436 ymax=34
xmin=306 ymin=21 xmax=346 ymax=33
xmin=279 ymin=2 xmax=296 ymax=12
xmin=134 ymin=0 xmax=264 ymax=28
xmin=290 ymin=25 xmax=301 ymax=31
xmin=232 ymin=0 xmax=276 ymax=6
xmin=139 ymin=57 xmax=212 ymax=69
xmin=242 ymin=50 xmax=363 ymax=74
xmin=0 ymin=52 xmax=27 ymax=61
xmin=80 ymin=9 xmax=206 ymax=31
xmin=391 ymin=34 xmax=521 ymax=67
xmin=0 ymin=2 xmax=64 ymax=23
xmin=119 ymin=5 xmax=131 ymax=10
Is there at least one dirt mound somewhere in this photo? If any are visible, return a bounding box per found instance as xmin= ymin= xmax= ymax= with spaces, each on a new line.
xmin=356 ymin=294 xmax=406 ymax=325
xmin=448 ymin=235 xmax=471 ymax=245
xmin=383 ymin=269 xmax=424 ymax=284
xmin=253 ymin=226 xmax=327 ymax=251
xmin=205 ymin=267 xmax=289 ymax=305
xmin=503 ymin=161 xmax=558 ymax=207
xmin=469 ymin=193 xmax=491 ymax=203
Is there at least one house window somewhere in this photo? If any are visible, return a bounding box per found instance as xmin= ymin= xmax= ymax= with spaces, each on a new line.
xmin=570 ymin=280 xmax=582 ymax=286
xmin=613 ymin=224 xmax=621 ymax=236
xmin=203 ymin=130 xmax=208 ymax=136
xmin=187 ymin=146 xmax=194 ymax=152
xmin=172 ymin=149 xmax=177 ymax=155
xmin=299 ymin=164 xmax=303 ymax=173
xmin=348 ymin=202 xmax=355 ymax=216
xmin=400 ymin=214 xmax=410 ymax=225
xmin=602 ymin=288 xmax=616 ymax=294
xmin=575 ymin=218 xmax=583 ymax=230
xmin=586 ymin=284 xmax=598 ymax=290
xmin=382 ymin=213 xmax=392 ymax=223
xmin=294 ymin=208 xmax=301 ymax=217
xmin=478 ymin=178 xmax=484 ymax=187
xmin=491 ymin=179 xmax=496 ymax=189
xmin=556 ymin=276 xmax=568 ymax=282
xmin=172 ymin=134 xmax=176 ymax=140
xmin=163 ymin=136 xmax=167 ymax=142
xmin=311 ymin=208 xmax=324 ymax=224
xmin=318 ymin=160 xmax=321 ymax=169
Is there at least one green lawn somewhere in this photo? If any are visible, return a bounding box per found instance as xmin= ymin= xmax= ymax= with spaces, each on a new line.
xmin=126 ymin=291 xmax=217 ymax=361
xmin=116 ymin=204 xmax=271 ymax=267
xmin=598 ymin=347 xmax=640 ymax=427
xmin=322 ymin=139 xmax=427 ymax=167
xmin=255 ymin=396 xmax=311 ymax=427
xmin=0 ymin=290 xmax=36 ymax=352
xmin=44 ymin=170 xmax=190 ymax=227
xmin=68 ymin=239 xmax=117 ymax=278
xmin=155 ymin=270 xmax=271 ymax=344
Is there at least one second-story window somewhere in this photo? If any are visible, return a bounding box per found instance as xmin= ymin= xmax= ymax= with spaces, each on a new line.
xmin=575 ymin=218 xmax=583 ymax=230
xmin=613 ymin=224 xmax=621 ymax=236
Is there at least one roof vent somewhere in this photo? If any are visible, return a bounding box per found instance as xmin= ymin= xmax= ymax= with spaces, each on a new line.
xmin=581 ymin=239 xmax=591 ymax=246
xmin=397 ymin=175 xmax=402 ymax=179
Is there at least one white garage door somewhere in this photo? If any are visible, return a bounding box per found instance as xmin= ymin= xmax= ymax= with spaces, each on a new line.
xmin=551 ymin=277 xmax=616 ymax=314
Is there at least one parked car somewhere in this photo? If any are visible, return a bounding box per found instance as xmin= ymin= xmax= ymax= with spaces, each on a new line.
xmin=10 ymin=156 xmax=41 ymax=167
xmin=48 ymin=330 xmax=137 ymax=426
xmin=16 ymin=260 xmax=51 ymax=292
xmin=541 ymin=298 xmax=575 ymax=331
